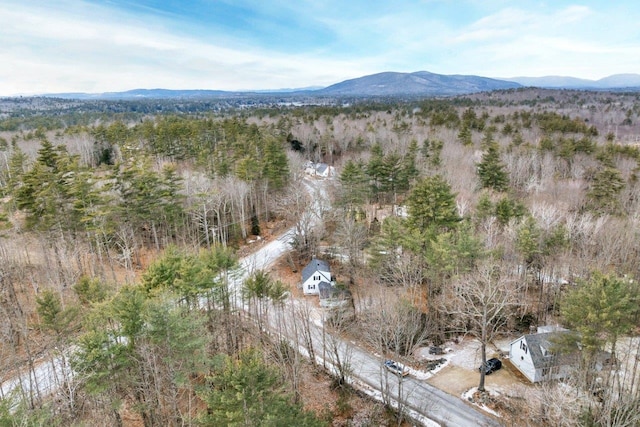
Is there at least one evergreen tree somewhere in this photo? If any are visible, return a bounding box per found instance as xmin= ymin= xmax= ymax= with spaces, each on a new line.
xmin=560 ymin=272 xmax=640 ymax=379
xmin=251 ymin=206 xmax=261 ymax=236
xmin=457 ymin=125 xmax=472 ymax=146
xmin=586 ymin=166 xmax=625 ymax=215
xmin=406 ymin=175 xmax=461 ymax=233
xmin=422 ymin=138 xmax=444 ymax=167
xmin=516 ymin=216 xmax=543 ymax=270
xmin=477 ymin=134 xmax=509 ymax=192
xmin=475 ymin=192 xmax=494 ymax=222
xmin=339 ymin=160 xmax=369 ymax=207
xmin=494 ymin=196 xmax=526 ymax=226
xmin=368 ymin=216 xmax=422 ymax=278
xmin=73 ymin=287 xmax=209 ymax=426
xmin=236 ymin=155 xmax=262 ymax=182
xmin=262 ymin=135 xmax=289 ymax=190
xmin=73 ymin=275 xmax=109 ymax=306
xmin=114 ymin=157 xmax=185 ymax=248
xmin=5 ymin=147 xmax=28 ymax=196
xmin=366 ymin=143 xmax=386 ymax=202
xmin=14 ymin=140 xmax=82 ymax=231
xmin=199 ymin=351 xmax=326 ymax=427
xmin=36 ymin=289 xmax=78 ymax=340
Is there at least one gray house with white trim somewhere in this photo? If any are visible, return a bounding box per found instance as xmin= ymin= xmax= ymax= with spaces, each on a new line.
xmin=509 ymin=331 xmax=574 ymax=383
xmin=510 ymin=327 xmax=612 ymax=383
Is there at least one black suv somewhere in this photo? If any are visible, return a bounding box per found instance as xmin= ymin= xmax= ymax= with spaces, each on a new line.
xmin=479 ymin=358 xmax=502 ymax=375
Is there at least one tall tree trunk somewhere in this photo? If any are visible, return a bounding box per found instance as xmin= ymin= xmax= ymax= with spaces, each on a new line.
xmin=479 ymin=341 xmax=487 ymax=392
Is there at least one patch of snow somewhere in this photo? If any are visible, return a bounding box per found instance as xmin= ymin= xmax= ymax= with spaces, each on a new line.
xmin=443 ymin=338 xmax=483 ymax=370
xmin=353 ymin=379 xmax=440 ymax=427
xmin=493 ymin=337 xmax=513 ymax=353
xmin=461 ymin=387 xmax=501 ymax=418
xmin=428 ymin=358 xmax=450 ymax=375
xmin=407 ymin=355 xmax=450 ymax=380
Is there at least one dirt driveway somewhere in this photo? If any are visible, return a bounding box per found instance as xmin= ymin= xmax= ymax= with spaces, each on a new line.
xmin=421 ymin=337 xmax=530 ymax=396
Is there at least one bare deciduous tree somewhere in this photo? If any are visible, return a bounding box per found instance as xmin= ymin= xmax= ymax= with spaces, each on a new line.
xmin=358 ymin=287 xmax=430 ymax=357
xmin=278 ymin=182 xmax=319 ymax=261
xmin=444 ymin=261 xmax=519 ymax=392
xmin=334 ymin=215 xmax=367 ymax=282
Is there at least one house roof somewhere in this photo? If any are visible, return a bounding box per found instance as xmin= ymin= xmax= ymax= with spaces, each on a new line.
xmin=517 ymin=331 xmax=574 ymax=368
xmin=302 ymin=258 xmax=331 ymax=282
xmin=315 ymin=163 xmax=329 ymax=174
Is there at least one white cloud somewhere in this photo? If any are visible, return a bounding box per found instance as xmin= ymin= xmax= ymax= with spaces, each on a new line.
xmin=0 ymin=1 xmax=376 ymax=94
xmin=441 ymin=4 xmax=639 ymax=80
xmin=0 ymin=0 xmax=638 ymax=95
xmin=554 ymin=5 xmax=593 ymax=23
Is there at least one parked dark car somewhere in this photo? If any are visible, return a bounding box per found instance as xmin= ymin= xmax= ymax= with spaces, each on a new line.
xmin=429 ymin=346 xmax=444 ymax=355
xmin=479 ymin=358 xmax=502 ymax=375
xmin=384 ymin=360 xmax=409 ymax=377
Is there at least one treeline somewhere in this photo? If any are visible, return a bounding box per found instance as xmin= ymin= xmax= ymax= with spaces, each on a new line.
xmin=1 ymin=116 xmax=292 ymax=252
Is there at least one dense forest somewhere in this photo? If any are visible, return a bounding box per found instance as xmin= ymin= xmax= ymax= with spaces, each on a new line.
xmin=1 ymin=88 xmax=640 ymax=426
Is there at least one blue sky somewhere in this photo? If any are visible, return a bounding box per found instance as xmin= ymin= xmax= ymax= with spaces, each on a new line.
xmin=1 ymin=0 xmax=638 ymax=95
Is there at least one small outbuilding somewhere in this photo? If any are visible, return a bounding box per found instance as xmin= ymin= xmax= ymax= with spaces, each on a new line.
xmin=318 ymin=281 xmax=351 ymax=308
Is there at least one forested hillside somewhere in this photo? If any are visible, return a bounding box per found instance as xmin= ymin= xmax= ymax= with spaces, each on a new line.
xmin=1 ymin=88 xmax=640 ymax=426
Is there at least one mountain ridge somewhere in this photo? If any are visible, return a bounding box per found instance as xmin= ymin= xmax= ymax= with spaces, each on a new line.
xmin=36 ymin=71 xmax=640 ymax=100
xmin=503 ymin=73 xmax=640 ymax=89
xmin=316 ymin=71 xmax=521 ymax=96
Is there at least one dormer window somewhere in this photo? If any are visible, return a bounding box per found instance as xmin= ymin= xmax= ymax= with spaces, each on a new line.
xmin=540 ymin=345 xmax=549 ymax=357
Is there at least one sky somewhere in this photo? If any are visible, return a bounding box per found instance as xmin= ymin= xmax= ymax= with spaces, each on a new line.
xmin=1 ymin=0 xmax=639 ymax=95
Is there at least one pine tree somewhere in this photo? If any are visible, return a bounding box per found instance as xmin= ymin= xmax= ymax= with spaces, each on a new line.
xmin=586 ymin=166 xmax=625 ymax=215
xmin=36 ymin=289 xmax=78 ymax=340
xmin=366 ymin=143 xmax=386 ymax=202
xmin=262 ymin=135 xmax=289 ymax=190
xmin=14 ymin=140 xmax=82 ymax=231
xmin=199 ymin=351 xmax=326 ymax=427
xmin=516 ymin=216 xmax=542 ymax=269
xmin=477 ymin=133 xmax=509 ymax=192
xmin=457 ymin=125 xmax=472 ymax=146
xmin=406 ymin=174 xmax=461 ymax=233
xmin=5 ymin=147 xmax=28 ymax=195
xmin=115 ymin=156 xmax=185 ymax=248
xmin=339 ymin=160 xmax=369 ymax=207
xmin=251 ymin=206 xmax=261 ymax=236
xmin=560 ymin=271 xmax=640 ymax=384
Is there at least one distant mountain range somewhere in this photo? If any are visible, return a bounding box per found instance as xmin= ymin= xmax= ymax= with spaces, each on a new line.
xmin=503 ymin=73 xmax=640 ymax=89
xmin=49 ymin=88 xmax=238 ymax=100
xmin=41 ymin=71 xmax=640 ymax=100
xmin=316 ymin=71 xmax=521 ymax=96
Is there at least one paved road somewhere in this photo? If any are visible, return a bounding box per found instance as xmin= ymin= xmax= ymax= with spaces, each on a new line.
xmin=266 ymin=297 xmax=501 ymax=427
xmin=1 ymin=177 xmax=502 ymax=426
xmin=203 ymin=177 xmax=501 ymax=426
xmin=231 ymin=180 xmax=502 ymax=426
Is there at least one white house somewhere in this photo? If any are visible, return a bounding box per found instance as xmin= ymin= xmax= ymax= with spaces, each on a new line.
xmin=304 ymin=162 xmax=335 ymax=178
xmin=509 ymin=330 xmax=574 ymax=383
xmin=510 ymin=326 xmax=613 ymax=383
xmin=301 ymin=258 xmax=332 ymax=295
xmin=314 ymin=163 xmax=335 ymax=178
